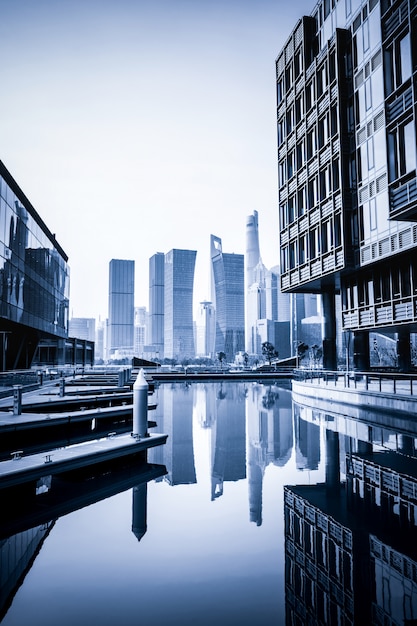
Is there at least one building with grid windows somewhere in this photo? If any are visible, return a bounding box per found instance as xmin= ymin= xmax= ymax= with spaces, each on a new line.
xmin=276 ymin=0 xmax=417 ymax=370
xmin=164 ymin=248 xmax=197 ymax=361
xmin=211 ymin=234 xmax=245 ymax=362
xmin=108 ymin=259 xmax=135 ymax=358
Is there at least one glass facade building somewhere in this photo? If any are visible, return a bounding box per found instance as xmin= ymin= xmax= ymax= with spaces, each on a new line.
xmin=276 ymin=0 xmax=417 ymax=369
xmin=0 ymin=161 xmax=70 ymax=369
xmin=108 ymin=259 xmax=135 ymax=358
xmin=211 ymin=234 xmax=245 ymax=361
xmin=164 ymin=248 xmax=197 ymax=360
xmin=148 ymin=252 xmax=165 ymax=358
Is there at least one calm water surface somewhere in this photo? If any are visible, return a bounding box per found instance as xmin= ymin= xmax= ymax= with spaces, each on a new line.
xmin=1 ymin=380 xmax=416 ymax=625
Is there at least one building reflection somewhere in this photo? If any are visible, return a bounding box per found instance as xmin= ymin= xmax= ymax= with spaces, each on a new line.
xmin=246 ymin=383 xmax=293 ymax=525
xmin=285 ymin=398 xmax=417 ymax=624
xmin=211 ymin=382 xmax=246 ymax=500
xmin=148 ymin=383 xmax=196 ymax=486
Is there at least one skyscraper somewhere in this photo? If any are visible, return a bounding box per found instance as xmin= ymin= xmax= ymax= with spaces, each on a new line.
xmin=195 ymin=300 xmax=215 ymax=358
xmin=148 ymin=252 xmax=164 ymax=358
xmin=164 ymin=248 xmax=197 ymax=360
xmin=276 ymin=0 xmax=417 ymax=370
xmin=211 ymin=234 xmax=245 ymax=362
xmin=108 ymin=259 xmax=135 ymax=358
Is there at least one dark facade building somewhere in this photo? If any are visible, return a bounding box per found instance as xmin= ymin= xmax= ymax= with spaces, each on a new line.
xmin=164 ymin=248 xmax=197 ymax=360
xmin=276 ymin=0 xmax=417 ymax=370
xmin=210 ymin=234 xmax=245 ymax=362
xmin=148 ymin=252 xmax=164 ymax=359
xmin=108 ymin=259 xmax=135 ymax=359
xmin=0 ymin=161 xmax=74 ymax=370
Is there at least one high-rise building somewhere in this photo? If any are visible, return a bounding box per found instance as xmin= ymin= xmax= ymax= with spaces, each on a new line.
xmin=164 ymin=248 xmax=197 ymax=360
xmin=148 ymin=252 xmax=164 ymax=359
xmin=276 ymin=0 xmax=417 ymax=370
xmin=0 ymin=161 xmax=73 ymax=369
xmin=211 ymin=234 xmax=245 ymax=362
xmin=195 ymin=300 xmax=215 ymax=358
xmin=134 ymin=306 xmax=147 ymax=357
xmin=108 ymin=259 xmax=135 ymax=358
xmin=68 ymin=317 xmax=96 ymax=342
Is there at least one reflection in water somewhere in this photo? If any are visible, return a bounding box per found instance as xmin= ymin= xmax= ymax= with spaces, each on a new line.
xmin=2 ymin=381 xmax=417 ymax=624
xmin=285 ymin=399 xmax=417 ymax=624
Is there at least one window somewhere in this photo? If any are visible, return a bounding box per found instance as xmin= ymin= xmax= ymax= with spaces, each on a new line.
xmin=295 ymin=95 xmax=304 ymax=124
xmin=388 ymin=120 xmax=417 ymax=181
xmin=296 ymin=140 xmax=306 ymax=169
xmin=384 ymin=33 xmax=412 ymax=95
xmin=294 ymin=49 xmax=303 ymax=78
xmin=297 ymin=187 xmax=306 ymax=216
xmin=319 ymin=167 xmax=330 ymax=200
xmin=288 ymin=196 xmax=295 ymax=223
xmin=318 ymin=115 xmax=329 ymax=148
xmin=306 ymin=80 xmax=315 ymax=110
xmin=308 ymin=177 xmax=318 ymax=208
xmin=307 ymin=128 xmax=317 ymax=159
xmin=277 ymin=79 xmax=284 ymax=104
xmin=287 ymin=151 xmax=295 ymax=179
xmin=299 ymin=234 xmax=307 ymax=264
xmin=286 ymin=107 xmax=294 ymax=135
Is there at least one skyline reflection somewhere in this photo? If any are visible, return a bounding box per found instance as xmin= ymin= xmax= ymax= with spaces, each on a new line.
xmin=2 ymin=380 xmax=416 ymax=625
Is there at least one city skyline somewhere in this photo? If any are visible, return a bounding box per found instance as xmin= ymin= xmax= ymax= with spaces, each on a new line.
xmin=0 ymin=0 xmax=313 ymax=320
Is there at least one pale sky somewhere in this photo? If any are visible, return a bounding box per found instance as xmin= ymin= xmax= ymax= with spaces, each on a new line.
xmin=0 ymin=0 xmax=314 ymax=320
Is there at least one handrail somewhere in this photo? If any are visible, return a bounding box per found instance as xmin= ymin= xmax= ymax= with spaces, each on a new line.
xmin=294 ymin=368 xmax=417 ymax=396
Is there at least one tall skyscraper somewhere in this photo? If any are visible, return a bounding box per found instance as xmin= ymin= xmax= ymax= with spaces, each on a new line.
xmin=245 ymin=210 xmax=261 ymax=288
xmin=276 ymin=0 xmax=417 ymax=370
xmin=148 ymin=252 xmax=164 ymax=359
xmin=195 ymin=300 xmax=215 ymax=358
xmin=211 ymin=234 xmax=245 ymax=362
xmin=164 ymin=248 xmax=197 ymax=360
xmin=108 ymin=259 xmax=135 ymax=358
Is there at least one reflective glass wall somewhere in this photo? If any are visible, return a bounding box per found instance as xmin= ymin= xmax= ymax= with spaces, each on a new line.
xmin=0 ymin=165 xmax=69 ymax=338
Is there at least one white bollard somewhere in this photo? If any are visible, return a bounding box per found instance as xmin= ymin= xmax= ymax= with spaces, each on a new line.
xmin=132 ymin=369 xmax=148 ymax=438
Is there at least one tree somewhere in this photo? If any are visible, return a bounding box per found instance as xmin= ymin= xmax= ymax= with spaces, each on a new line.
xmin=217 ymin=351 xmax=226 ymax=370
xmin=243 ymin=352 xmax=249 ymax=367
xmin=262 ymin=342 xmax=278 ymax=366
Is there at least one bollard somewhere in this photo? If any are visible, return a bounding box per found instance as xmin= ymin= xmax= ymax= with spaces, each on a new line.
xmin=13 ymin=385 xmax=22 ymax=415
xmin=118 ymin=369 xmax=125 ymax=388
xmin=132 ymin=369 xmax=148 ymax=438
xmin=59 ymin=377 xmax=65 ymax=397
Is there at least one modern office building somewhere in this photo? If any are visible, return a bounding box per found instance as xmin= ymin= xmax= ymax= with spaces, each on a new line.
xmin=0 ymin=161 xmax=72 ymax=370
xmin=164 ymin=248 xmax=197 ymax=361
xmin=68 ymin=317 xmax=96 ymax=342
xmin=148 ymin=252 xmax=164 ymax=359
xmin=108 ymin=259 xmax=135 ymax=359
xmin=276 ymin=0 xmax=417 ymax=370
xmin=134 ymin=306 xmax=147 ymax=357
xmin=195 ymin=300 xmax=215 ymax=358
xmin=211 ymin=234 xmax=245 ymax=362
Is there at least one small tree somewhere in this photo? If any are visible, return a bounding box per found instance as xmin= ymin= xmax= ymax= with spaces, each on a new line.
xmin=262 ymin=341 xmax=278 ymax=366
xmin=243 ymin=352 xmax=249 ymax=367
xmin=217 ymin=351 xmax=226 ymax=370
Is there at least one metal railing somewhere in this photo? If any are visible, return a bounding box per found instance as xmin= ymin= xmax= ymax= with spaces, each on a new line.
xmin=294 ymin=369 xmax=417 ymax=397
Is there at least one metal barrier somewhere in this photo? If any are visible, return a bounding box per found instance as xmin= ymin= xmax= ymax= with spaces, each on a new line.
xmin=294 ymin=369 xmax=417 ymax=396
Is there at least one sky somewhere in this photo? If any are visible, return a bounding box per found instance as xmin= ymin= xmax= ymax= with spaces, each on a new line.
xmin=0 ymin=0 xmax=314 ymax=320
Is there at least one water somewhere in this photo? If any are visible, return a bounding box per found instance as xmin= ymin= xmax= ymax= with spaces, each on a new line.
xmin=1 ymin=380 xmax=416 ymax=625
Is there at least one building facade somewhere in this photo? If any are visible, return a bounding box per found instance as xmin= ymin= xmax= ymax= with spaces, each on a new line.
xmin=195 ymin=300 xmax=216 ymax=358
xmin=211 ymin=234 xmax=245 ymax=362
xmin=68 ymin=317 xmax=96 ymax=342
xmin=108 ymin=259 xmax=135 ymax=359
xmin=148 ymin=252 xmax=164 ymax=359
xmin=0 ymin=161 xmax=70 ymax=370
xmin=276 ymin=0 xmax=417 ymax=370
xmin=164 ymin=248 xmax=197 ymax=361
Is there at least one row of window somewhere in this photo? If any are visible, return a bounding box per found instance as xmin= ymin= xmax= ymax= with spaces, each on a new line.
xmin=280 ymin=161 xmax=341 ymax=228
xmin=342 ymin=258 xmax=417 ymax=310
xmin=280 ymin=214 xmax=342 ymax=272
